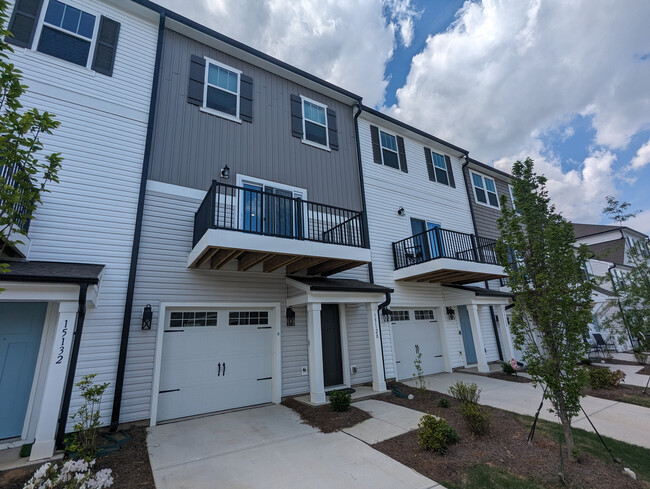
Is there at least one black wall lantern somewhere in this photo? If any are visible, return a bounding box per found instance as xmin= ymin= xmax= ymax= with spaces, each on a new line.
xmin=397 ymin=206 xmax=405 ymax=216
xmin=286 ymin=307 xmax=295 ymax=326
xmin=142 ymin=304 xmax=153 ymax=330
xmin=220 ymin=164 xmax=230 ymax=179
xmin=381 ymin=307 xmax=392 ymax=322
xmin=446 ymin=307 xmax=456 ymax=321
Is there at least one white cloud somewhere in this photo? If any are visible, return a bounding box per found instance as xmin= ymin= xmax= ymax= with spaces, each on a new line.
xmin=627 ymin=209 xmax=650 ymax=236
xmin=154 ymin=0 xmax=418 ymax=107
xmin=630 ymin=138 xmax=650 ymax=170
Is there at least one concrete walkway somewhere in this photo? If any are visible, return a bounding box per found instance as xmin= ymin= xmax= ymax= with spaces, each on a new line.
xmin=591 ymin=361 xmax=650 ymax=388
xmin=147 ymin=404 xmax=440 ymax=489
xmin=342 ymin=399 xmax=424 ymax=444
xmin=408 ymin=372 xmax=650 ymax=449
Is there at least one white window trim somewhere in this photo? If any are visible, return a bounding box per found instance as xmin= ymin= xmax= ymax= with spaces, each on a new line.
xmin=201 ymin=56 xmax=242 ymax=123
xmin=379 ymin=129 xmax=402 ymax=170
xmin=508 ymin=184 xmax=516 ymax=209
xmin=470 ymin=171 xmax=500 ymax=209
xmin=32 ymin=0 xmax=101 ymax=72
xmin=300 ymin=95 xmax=330 ymax=151
xmin=431 ymin=151 xmax=450 ymax=185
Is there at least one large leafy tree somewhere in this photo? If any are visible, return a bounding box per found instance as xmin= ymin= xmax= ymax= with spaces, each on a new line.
xmin=0 ymin=0 xmax=62 ymax=268
xmin=496 ymin=158 xmax=593 ymax=463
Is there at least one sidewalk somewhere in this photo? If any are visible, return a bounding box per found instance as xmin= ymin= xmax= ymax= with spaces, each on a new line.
xmin=591 ymin=360 xmax=650 ymax=388
xmin=408 ymin=372 xmax=650 ymax=449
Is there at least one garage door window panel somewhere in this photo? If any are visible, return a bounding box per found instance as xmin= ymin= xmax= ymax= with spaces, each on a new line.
xmin=229 ymin=311 xmax=269 ymax=326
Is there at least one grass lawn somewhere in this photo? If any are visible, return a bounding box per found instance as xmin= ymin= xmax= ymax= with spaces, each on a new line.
xmin=616 ymin=393 xmax=650 ymax=409
xmin=444 ymin=464 xmax=547 ymax=489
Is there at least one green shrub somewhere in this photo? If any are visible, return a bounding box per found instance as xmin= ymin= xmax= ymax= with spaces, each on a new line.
xmin=448 ymin=380 xmax=481 ymax=404
xmin=501 ymin=362 xmax=516 ymax=375
xmin=329 ymin=390 xmax=351 ymax=412
xmin=633 ymin=347 xmax=648 ymax=365
xmin=65 ymin=374 xmax=109 ymax=460
xmin=579 ymin=358 xmax=593 ymax=366
xmin=588 ymin=367 xmax=626 ymax=389
xmin=459 ymin=402 xmax=491 ymax=436
xmin=417 ymin=414 xmax=459 ymax=454
xmin=437 ymin=397 xmax=451 ymax=408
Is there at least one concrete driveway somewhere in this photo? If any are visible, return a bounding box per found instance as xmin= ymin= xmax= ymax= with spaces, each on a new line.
xmin=147 ymin=404 xmax=440 ymax=489
xmin=410 ymin=372 xmax=650 ymax=449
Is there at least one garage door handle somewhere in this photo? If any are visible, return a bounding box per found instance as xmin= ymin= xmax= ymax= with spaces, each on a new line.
xmin=257 ymin=377 xmax=272 ymax=381
xmin=396 ymin=361 xmax=401 ymax=364
xmin=218 ymin=363 xmax=221 ymax=376
xmin=435 ymin=355 xmax=443 ymax=358
xmin=223 ymin=362 xmax=226 ymax=376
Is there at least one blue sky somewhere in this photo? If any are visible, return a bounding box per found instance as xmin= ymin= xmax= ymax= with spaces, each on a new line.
xmin=159 ymin=0 xmax=650 ymax=233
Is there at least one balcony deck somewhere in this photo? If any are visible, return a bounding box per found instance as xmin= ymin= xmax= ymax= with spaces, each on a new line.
xmin=392 ymin=227 xmax=506 ymax=284
xmin=189 ymin=181 xmax=371 ymax=275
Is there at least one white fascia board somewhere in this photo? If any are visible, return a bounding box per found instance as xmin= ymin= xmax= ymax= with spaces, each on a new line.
xmin=287 ymin=290 xmax=386 ymax=307
xmin=393 ymin=258 xmax=505 ymax=281
xmin=188 ymin=228 xmax=371 ymax=267
xmin=0 ymin=282 xmax=100 ymax=307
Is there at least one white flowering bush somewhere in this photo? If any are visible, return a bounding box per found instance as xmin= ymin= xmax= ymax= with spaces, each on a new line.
xmin=23 ymin=459 xmax=113 ymax=489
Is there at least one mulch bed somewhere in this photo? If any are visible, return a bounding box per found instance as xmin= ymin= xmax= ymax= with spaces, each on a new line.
xmin=0 ymin=425 xmax=155 ymax=489
xmin=591 ymin=357 xmax=645 ymax=366
xmin=637 ymin=365 xmax=650 ymax=375
xmin=457 ymin=369 xmax=534 ymax=383
xmin=374 ymin=384 xmax=642 ymax=489
xmin=282 ymin=397 xmax=371 ymax=433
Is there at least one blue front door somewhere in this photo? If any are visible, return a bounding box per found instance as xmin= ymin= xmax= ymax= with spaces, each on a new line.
xmin=410 ymin=219 xmax=431 ymax=261
xmin=0 ymin=302 xmax=48 ymax=439
xmin=457 ymin=305 xmax=477 ymax=364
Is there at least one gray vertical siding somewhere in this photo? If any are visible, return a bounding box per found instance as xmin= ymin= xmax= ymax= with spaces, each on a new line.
xmin=148 ymin=29 xmax=363 ymax=210
xmin=463 ymin=165 xmax=512 ymax=240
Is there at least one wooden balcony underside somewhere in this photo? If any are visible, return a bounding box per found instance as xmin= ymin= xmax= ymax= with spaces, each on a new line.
xmin=191 ymin=246 xmax=367 ymax=276
xmin=401 ymin=268 xmax=505 ymax=285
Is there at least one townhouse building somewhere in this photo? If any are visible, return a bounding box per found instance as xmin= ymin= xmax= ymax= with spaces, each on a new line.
xmin=356 ymin=108 xmax=516 ymax=380
xmin=0 ymin=0 xmax=160 ymax=460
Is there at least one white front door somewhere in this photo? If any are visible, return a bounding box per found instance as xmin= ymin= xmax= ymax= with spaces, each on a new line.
xmin=157 ymin=309 xmax=273 ymax=422
xmin=391 ymin=309 xmax=444 ymax=381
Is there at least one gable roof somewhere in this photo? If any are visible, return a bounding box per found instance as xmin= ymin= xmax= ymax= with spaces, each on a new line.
xmin=0 ymin=261 xmax=104 ymax=284
xmin=587 ymin=238 xmax=626 ymax=264
xmin=572 ymin=223 xmax=621 ymax=239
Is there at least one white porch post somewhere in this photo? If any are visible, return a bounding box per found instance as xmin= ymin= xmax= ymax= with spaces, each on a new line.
xmin=435 ymin=307 xmax=453 ymax=372
xmin=365 ymin=303 xmax=386 ymax=392
xmin=467 ymin=304 xmax=489 ymax=373
xmin=495 ymin=305 xmax=515 ymax=361
xmin=30 ymin=301 xmax=78 ymax=461
xmin=306 ymin=303 xmax=325 ymax=404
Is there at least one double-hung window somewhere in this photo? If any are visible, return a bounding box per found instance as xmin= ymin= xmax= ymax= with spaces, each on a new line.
xmin=380 ymin=131 xmax=399 ymax=169
xmin=471 ymin=172 xmax=499 ymax=208
xmin=302 ymin=98 xmax=328 ymax=147
xmin=37 ymin=0 xmax=96 ymax=67
xmin=204 ymin=59 xmax=241 ymax=120
xmin=431 ymin=152 xmax=449 ymax=185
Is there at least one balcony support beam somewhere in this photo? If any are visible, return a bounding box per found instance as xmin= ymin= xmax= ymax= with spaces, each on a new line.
xmin=238 ymin=252 xmax=271 ymax=271
xmin=263 ymin=254 xmax=302 ymax=273
xmin=211 ymin=249 xmax=243 ymax=270
xmin=286 ymin=257 xmax=328 ymax=275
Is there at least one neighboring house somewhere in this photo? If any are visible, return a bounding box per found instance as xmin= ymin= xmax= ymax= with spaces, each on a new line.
xmin=110 ymin=7 xmax=393 ymax=430
xmin=0 ymin=0 xmax=159 ymax=460
xmin=357 ymin=107 xmax=516 ymax=379
xmin=573 ymin=223 xmax=650 ymax=349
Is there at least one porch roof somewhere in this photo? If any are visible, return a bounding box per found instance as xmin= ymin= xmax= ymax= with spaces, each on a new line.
xmin=287 ymin=276 xmax=393 ymax=294
xmin=0 ymin=260 xmax=105 ymax=284
xmin=443 ymin=284 xmax=514 ymax=298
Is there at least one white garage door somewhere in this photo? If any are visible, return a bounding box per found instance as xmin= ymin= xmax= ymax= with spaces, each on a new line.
xmin=157 ymin=309 xmax=273 ymax=422
xmin=392 ymin=309 xmax=444 ymax=381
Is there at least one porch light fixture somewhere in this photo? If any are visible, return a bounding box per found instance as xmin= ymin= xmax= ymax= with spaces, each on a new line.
xmin=142 ymin=304 xmax=153 ymax=330
xmin=381 ymin=307 xmax=393 ymax=322
xmin=286 ymin=307 xmax=296 ymax=326
xmin=446 ymin=307 xmax=456 ymax=321
xmin=397 ymin=207 xmax=405 ymax=216
xmin=220 ymin=164 xmax=230 ymax=179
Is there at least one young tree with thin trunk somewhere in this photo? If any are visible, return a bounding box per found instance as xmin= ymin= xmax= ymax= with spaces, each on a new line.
xmin=496 ymin=158 xmax=593 ymax=465
xmin=0 ymin=0 xmax=61 ymax=269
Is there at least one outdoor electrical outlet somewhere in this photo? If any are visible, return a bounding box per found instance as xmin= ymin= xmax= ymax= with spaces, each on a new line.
xmin=301 ymin=366 xmax=308 ymax=375
xmin=350 ymin=365 xmax=358 ymax=374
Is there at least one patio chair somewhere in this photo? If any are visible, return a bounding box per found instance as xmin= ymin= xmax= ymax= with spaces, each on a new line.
xmin=404 ymin=244 xmax=423 ymax=265
xmin=592 ymin=333 xmax=617 ymax=354
xmin=584 ymin=336 xmax=600 ymax=357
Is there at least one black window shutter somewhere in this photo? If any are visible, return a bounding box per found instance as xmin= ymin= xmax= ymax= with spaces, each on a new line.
xmin=188 ymin=55 xmax=206 ymax=106
xmin=6 ymin=0 xmax=43 ymax=48
xmin=396 ymin=136 xmax=408 ymax=173
xmin=370 ymin=125 xmax=382 ymax=164
xmin=424 ymin=148 xmax=436 ymax=182
xmin=327 ymin=108 xmax=338 ymax=150
xmin=445 ymin=155 xmax=456 ymax=188
xmin=239 ymin=74 xmax=253 ymax=123
xmin=91 ymin=16 xmax=120 ymax=77
xmin=290 ymin=94 xmax=303 ymax=138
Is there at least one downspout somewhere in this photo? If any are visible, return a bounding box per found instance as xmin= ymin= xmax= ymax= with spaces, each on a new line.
xmin=461 ymin=154 xmax=479 ymax=236
xmin=55 ymin=282 xmax=89 ymax=448
xmin=353 ymin=101 xmax=373 ymax=283
xmin=110 ymin=12 xmax=166 ymax=431
xmin=377 ymin=292 xmax=391 ymax=382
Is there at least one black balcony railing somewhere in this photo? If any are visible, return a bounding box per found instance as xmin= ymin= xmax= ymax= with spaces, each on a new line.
xmin=193 ymin=181 xmax=368 ymax=249
xmin=0 ymin=162 xmax=31 ymax=233
xmin=393 ymin=227 xmax=499 ymax=270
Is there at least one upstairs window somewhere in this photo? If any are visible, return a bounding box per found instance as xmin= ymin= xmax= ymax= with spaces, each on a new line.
xmin=431 ymin=152 xmax=449 ymax=185
xmin=471 ymin=172 xmax=500 ymax=208
xmin=204 ymin=60 xmax=240 ymax=119
xmin=302 ymin=98 xmax=328 ymax=147
xmin=380 ymin=131 xmax=400 ymax=169
xmin=38 ymin=0 xmax=95 ymax=67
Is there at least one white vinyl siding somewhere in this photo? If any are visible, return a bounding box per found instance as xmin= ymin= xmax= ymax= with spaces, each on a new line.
xmin=5 ymin=0 xmax=159 ymax=429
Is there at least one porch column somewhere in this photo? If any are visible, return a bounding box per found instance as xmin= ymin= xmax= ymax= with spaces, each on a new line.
xmin=495 ymin=305 xmax=515 ymax=361
xmin=365 ymin=303 xmax=386 ymax=392
xmin=306 ymin=303 xmax=325 ymax=404
xmin=467 ymin=304 xmax=490 ymax=373
xmin=30 ymin=301 xmax=78 ymax=461
xmin=435 ymin=307 xmax=453 ymax=372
